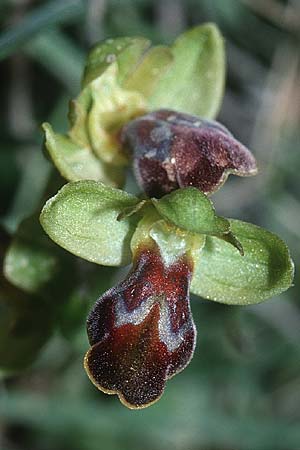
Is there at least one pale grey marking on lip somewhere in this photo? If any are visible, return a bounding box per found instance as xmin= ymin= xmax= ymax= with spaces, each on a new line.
xmin=114 ymin=293 xmax=195 ymax=352
xmin=145 ymin=149 xmax=158 ymax=158
xmin=150 ymin=125 xmax=172 ymax=144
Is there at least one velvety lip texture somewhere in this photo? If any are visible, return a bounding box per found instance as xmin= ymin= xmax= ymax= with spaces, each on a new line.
xmin=84 ymin=244 xmax=196 ymax=409
xmin=121 ymin=109 xmax=257 ymax=198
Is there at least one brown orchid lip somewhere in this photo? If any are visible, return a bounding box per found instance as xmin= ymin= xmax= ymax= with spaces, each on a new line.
xmin=121 ymin=109 xmax=258 ymax=198
xmin=84 ymin=245 xmax=196 ymax=409
xmin=84 ymin=345 xmax=166 ymax=410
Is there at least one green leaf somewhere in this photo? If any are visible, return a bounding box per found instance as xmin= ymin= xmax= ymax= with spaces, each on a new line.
xmin=149 ymin=23 xmax=225 ymax=119
xmin=152 ymin=187 xmax=230 ymax=236
xmin=25 ymin=29 xmax=85 ymax=92
xmin=191 ymin=219 xmax=294 ymax=305
xmin=42 ymin=123 xmax=124 ymax=187
xmin=0 ymin=0 xmax=85 ymax=61
xmin=82 ymin=36 xmax=151 ymax=88
xmin=124 ymin=46 xmax=173 ymax=98
xmin=40 ymin=181 xmax=140 ymax=266
xmin=3 ymin=216 xmax=59 ymax=294
xmin=0 ymin=278 xmax=52 ymax=373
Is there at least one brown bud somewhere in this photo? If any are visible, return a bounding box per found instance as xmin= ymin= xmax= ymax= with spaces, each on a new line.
xmin=121 ymin=109 xmax=257 ymax=198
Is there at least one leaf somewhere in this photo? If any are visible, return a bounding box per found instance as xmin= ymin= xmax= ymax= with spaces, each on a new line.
xmin=149 ymin=23 xmax=225 ymax=119
xmin=191 ymin=219 xmax=294 ymax=305
xmin=82 ymin=36 xmax=151 ymax=87
xmin=87 ymin=63 xmax=146 ymax=165
xmin=152 ymin=187 xmax=230 ymax=236
xmin=124 ymin=46 xmax=173 ymax=98
xmin=0 ymin=0 xmax=85 ymax=61
xmin=25 ymin=29 xmax=85 ymax=92
xmin=3 ymin=216 xmax=59 ymax=294
xmin=0 ymin=284 xmax=53 ymax=373
xmin=42 ymin=123 xmax=124 ymax=187
xmin=40 ymin=181 xmax=140 ymax=266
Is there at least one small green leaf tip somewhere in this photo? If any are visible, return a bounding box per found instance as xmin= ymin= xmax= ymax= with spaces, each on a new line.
xmin=152 ymin=187 xmax=229 ymax=236
xmin=40 ymin=181 xmax=140 ymax=266
xmin=191 ymin=219 xmax=294 ymax=305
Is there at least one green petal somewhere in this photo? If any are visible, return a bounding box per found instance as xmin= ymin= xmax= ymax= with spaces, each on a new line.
xmin=191 ymin=219 xmax=294 ymax=305
xmin=149 ymin=23 xmax=225 ymax=119
xmin=82 ymin=37 xmax=151 ymax=88
xmin=68 ymin=86 xmax=92 ymax=148
xmin=124 ymin=46 xmax=173 ymax=99
xmin=3 ymin=216 xmax=58 ymax=294
xmin=87 ymin=63 xmax=146 ymax=166
xmin=152 ymin=187 xmax=230 ymax=236
xmin=42 ymin=122 xmax=124 ymax=187
xmin=40 ymin=181 xmax=140 ymax=266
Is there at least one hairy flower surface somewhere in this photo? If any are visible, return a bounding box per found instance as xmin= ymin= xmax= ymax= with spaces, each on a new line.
xmin=84 ymin=242 xmax=196 ymax=409
xmin=122 ymin=109 xmax=257 ymax=197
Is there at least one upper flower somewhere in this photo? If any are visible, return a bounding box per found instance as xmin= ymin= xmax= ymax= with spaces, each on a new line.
xmin=121 ymin=109 xmax=257 ymax=198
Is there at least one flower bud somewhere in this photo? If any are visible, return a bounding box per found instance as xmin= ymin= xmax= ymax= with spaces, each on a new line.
xmin=121 ymin=109 xmax=257 ymax=198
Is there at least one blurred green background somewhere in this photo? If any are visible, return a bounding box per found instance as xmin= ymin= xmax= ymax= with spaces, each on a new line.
xmin=0 ymin=1 xmax=299 ymax=449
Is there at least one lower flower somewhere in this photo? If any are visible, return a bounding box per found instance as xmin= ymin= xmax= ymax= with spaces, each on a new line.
xmin=84 ymin=243 xmax=196 ymax=409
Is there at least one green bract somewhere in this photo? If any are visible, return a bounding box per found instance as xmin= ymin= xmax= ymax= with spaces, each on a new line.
xmin=40 ymin=181 xmax=140 ymax=266
xmin=191 ymin=219 xmax=294 ymax=305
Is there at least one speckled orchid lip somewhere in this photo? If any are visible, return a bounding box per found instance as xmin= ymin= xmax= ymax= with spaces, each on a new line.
xmin=84 ymin=243 xmax=196 ymax=409
xmin=121 ymin=109 xmax=257 ymax=198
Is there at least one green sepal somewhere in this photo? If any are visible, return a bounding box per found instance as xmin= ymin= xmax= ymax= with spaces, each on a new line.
xmin=149 ymin=23 xmax=225 ymax=119
xmin=42 ymin=122 xmax=124 ymax=187
xmin=40 ymin=181 xmax=140 ymax=266
xmin=82 ymin=37 xmax=151 ymax=88
xmin=191 ymin=219 xmax=294 ymax=305
xmin=124 ymin=46 xmax=173 ymax=99
xmin=152 ymin=187 xmax=229 ymax=236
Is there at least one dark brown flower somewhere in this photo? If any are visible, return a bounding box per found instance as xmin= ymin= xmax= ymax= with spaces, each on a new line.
xmin=121 ymin=109 xmax=257 ymax=198
xmin=84 ymin=242 xmax=196 ymax=409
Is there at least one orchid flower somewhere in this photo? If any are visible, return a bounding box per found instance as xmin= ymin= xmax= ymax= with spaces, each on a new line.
xmin=38 ymin=26 xmax=294 ymax=409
